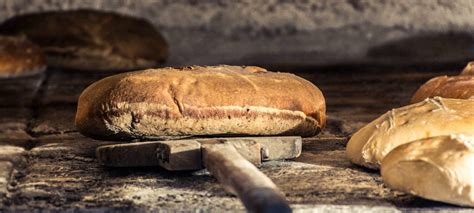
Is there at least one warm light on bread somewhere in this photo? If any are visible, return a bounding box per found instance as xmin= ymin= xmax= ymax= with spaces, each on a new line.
xmin=0 ymin=10 xmax=168 ymax=71
xmin=346 ymin=97 xmax=474 ymax=169
xmin=382 ymin=134 xmax=474 ymax=207
xmin=0 ymin=36 xmax=45 ymax=78
xmin=75 ymin=65 xmax=326 ymax=140
xmin=411 ymin=75 xmax=474 ymax=103
xmin=460 ymin=61 xmax=474 ymax=75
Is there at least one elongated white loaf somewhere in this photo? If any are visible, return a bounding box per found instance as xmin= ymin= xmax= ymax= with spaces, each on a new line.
xmin=75 ymin=65 xmax=326 ymax=140
xmin=381 ymin=134 xmax=474 ymax=207
xmin=346 ymin=97 xmax=474 ymax=169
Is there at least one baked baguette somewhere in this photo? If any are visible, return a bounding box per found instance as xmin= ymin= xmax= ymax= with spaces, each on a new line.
xmin=0 ymin=36 xmax=45 ymax=78
xmin=460 ymin=61 xmax=473 ymax=75
xmin=381 ymin=134 xmax=474 ymax=207
xmin=75 ymin=65 xmax=326 ymax=140
xmin=411 ymin=75 xmax=474 ymax=103
xmin=0 ymin=9 xmax=167 ymax=71
xmin=346 ymin=97 xmax=474 ymax=169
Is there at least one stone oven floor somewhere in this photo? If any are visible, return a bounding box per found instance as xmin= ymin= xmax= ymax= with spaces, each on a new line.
xmin=0 ymin=64 xmax=469 ymax=212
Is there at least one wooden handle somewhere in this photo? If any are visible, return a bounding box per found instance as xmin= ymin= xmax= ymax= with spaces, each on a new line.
xmin=203 ymin=143 xmax=291 ymax=213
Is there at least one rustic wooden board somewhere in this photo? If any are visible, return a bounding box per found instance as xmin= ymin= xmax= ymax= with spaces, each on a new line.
xmin=96 ymin=137 xmax=301 ymax=169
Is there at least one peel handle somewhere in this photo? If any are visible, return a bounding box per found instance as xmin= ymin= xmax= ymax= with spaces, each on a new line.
xmin=203 ymin=143 xmax=291 ymax=213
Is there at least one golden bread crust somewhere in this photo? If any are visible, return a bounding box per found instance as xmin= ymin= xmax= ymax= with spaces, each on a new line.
xmin=75 ymin=65 xmax=326 ymax=140
xmin=411 ymin=75 xmax=474 ymax=103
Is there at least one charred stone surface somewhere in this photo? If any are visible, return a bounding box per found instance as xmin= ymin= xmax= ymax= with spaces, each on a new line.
xmin=0 ymin=74 xmax=44 ymax=107
xmin=0 ymin=107 xmax=33 ymax=148
xmin=0 ymin=65 xmax=465 ymax=211
xmin=30 ymin=104 xmax=78 ymax=136
xmin=41 ymin=71 xmax=116 ymax=105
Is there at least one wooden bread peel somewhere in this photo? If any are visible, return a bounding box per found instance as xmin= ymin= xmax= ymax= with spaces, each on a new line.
xmin=96 ymin=136 xmax=302 ymax=212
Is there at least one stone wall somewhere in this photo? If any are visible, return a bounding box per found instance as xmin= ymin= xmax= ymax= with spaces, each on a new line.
xmin=1 ymin=0 xmax=473 ymax=67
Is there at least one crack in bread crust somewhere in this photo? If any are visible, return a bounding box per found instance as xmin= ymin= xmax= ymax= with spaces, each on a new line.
xmin=87 ymin=104 xmax=320 ymax=140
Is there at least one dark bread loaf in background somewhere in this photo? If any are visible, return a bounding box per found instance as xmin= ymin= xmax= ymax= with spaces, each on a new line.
xmin=461 ymin=61 xmax=473 ymax=75
xmin=75 ymin=65 xmax=326 ymax=140
xmin=0 ymin=36 xmax=45 ymax=78
xmin=411 ymin=75 xmax=474 ymax=103
xmin=0 ymin=9 xmax=168 ymax=71
xmin=411 ymin=61 xmax=474 ymax=103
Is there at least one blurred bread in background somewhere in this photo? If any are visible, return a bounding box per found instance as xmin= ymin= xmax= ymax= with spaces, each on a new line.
xmin=411 ymin=61 xmax=474 ymax=102
xmin=0 ymin=9 xmax=168 ymax=71
xmin=411 ymin=75 xmax=474 ymax=103
xmin=461 ymin=61 xmax=474 ymax=75
xmin=0 ymin=35 xmax=45 ymax=78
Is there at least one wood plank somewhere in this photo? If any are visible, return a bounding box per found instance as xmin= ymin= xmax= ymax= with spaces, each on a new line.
xmin=200 ymin=136 xmax=301 ymax=161
xmin=156 ymin=140 xmax=202 ymax=171
xmin=197 ymin=138 xmax=262 ymax=166
xmin=96 ymin=136 xmax=301 ymax=168
xmin=96 ymin=141 xmax=163 ymax=167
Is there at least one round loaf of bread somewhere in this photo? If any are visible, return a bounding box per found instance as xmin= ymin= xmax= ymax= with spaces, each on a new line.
xmin=75 ymin=65 xmax=326 ymax=140
xmin=0 ymin=36 xmax=45 ymax=78
xmin=461 ymin=61 xmax=473 ymax=75
xmin=0 ymin=9 xmax=167 ymax=71
xmin=411 ymin=75 xmax=474 ymax=103
xmin=346 ymin=97 xmax=474 ymax=169
xmin=381 ymin=134 xmax=474 ymax=207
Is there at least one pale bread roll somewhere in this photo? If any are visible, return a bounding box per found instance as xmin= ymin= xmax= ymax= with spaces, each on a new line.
xmin=411 ymin=75 xmax=474 ymax=103
xmin=75 ymin=65 xmax=326 ymax=140
xmin=0 ymin=36 xmax=45 ymax=78
xmin=381 ymin=134 xmax=474 ymax=207
xmin=460 ymin=61 xmax=473 ymax=75
xmin=346 ymin=97 xmax=474 ymax=169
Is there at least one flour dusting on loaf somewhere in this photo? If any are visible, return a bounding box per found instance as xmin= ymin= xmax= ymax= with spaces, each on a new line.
xmin=346 ymin=97 xmax=474 ymax=169
xmin=382 ymin=134 xmax=474 ymax=207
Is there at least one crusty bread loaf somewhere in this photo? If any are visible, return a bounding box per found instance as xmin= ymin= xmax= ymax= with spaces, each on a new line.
xmin=381 ymin=134 xmax=474 ymax=207
xmin=411 ymin=75 xmax=474 ymax=103
xmin=0 ymin=10 xmax=167 ymax=71
xmin=460 ymin=61 xmax=473 ymax=75
xmin=0 ymin=36 xmax=45 ymax=78
xmin=75 ymin=65 xmax=326 ymax=140
xmin=346 ymin=97 xmax=474 ymax=169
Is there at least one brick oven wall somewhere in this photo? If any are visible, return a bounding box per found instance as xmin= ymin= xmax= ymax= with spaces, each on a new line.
xmin=1 ymin=0 xmax=473 ymax=66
